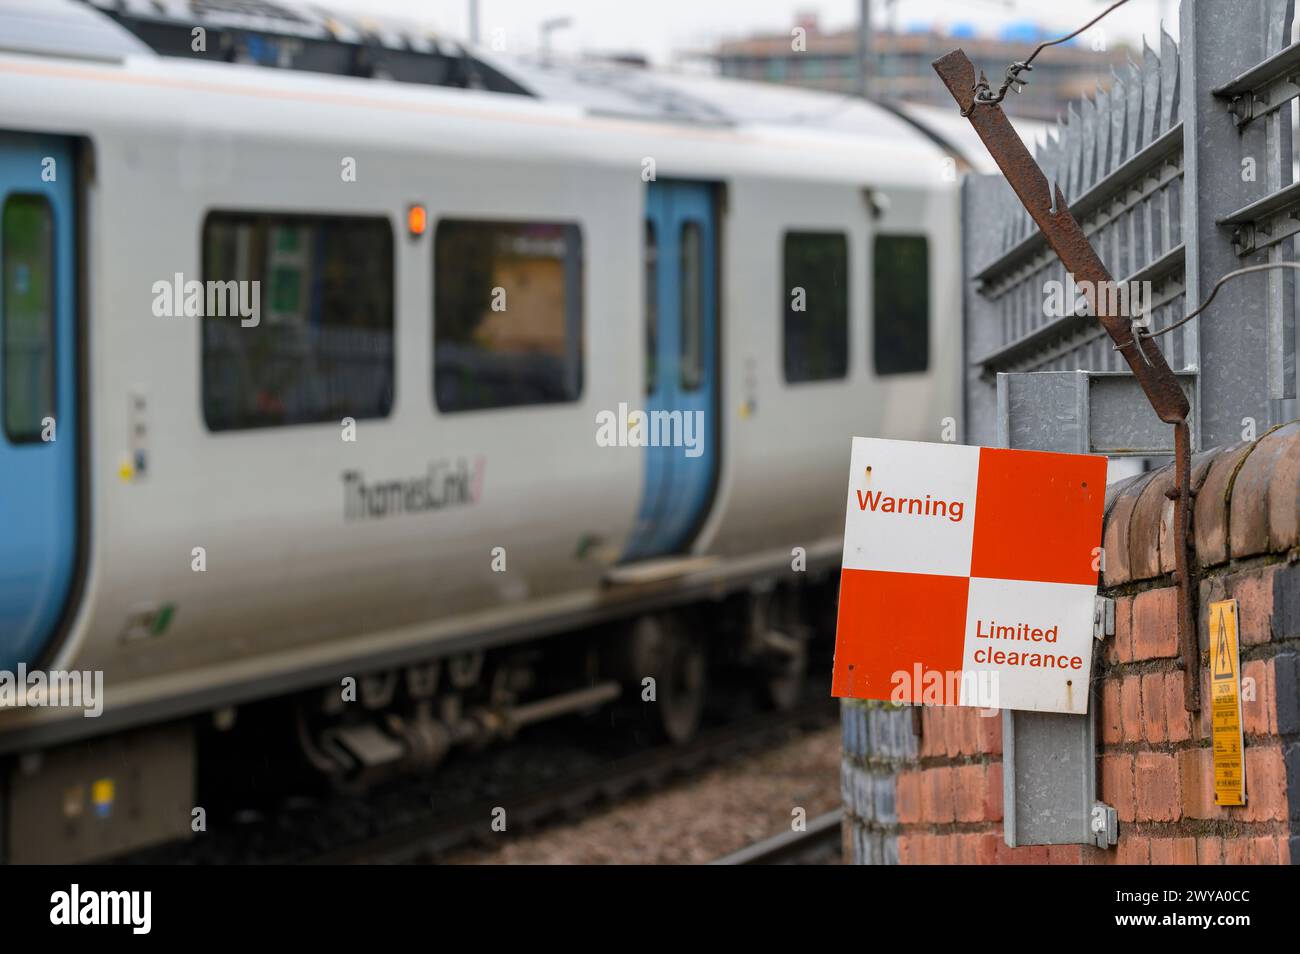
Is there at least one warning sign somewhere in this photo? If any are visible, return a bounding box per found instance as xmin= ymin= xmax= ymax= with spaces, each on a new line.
xmin=831 ymin=437 xmax=1107 ymax=714
xmin=1209 ymin=599 xmax=1246 ymax=807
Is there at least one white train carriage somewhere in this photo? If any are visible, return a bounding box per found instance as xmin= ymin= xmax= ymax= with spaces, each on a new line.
xmin=0 ymin=0 xmax=961 ymax=861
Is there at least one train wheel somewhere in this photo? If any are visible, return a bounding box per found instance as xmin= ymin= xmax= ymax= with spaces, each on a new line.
xmin=625 ymin=614 xmax=707 ymax=744
xmin=751 ymin=588 xmax=810 ymax=712
xmin=760 ymin=632 xmax=807 ymax=712
xmin=658 ymin=623 xmax=707 ymax=744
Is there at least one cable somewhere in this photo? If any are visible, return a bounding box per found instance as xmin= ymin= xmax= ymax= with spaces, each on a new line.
xmin=1114 ymin=260 xmax=1300 ymax=349
xmin=963 ymin=0 xmax=1135 ymax=115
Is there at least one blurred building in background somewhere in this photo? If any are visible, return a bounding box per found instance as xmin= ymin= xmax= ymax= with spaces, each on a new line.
xmin=710 ymin=12 xmax=1135 ymax=121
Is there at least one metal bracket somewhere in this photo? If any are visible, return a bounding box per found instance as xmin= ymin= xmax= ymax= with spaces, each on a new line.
xmin=1093 ymin=596 xmax=1115 ymax=641
xmin=1090 ymin=802 xmax=1119 ymax=848
xmin=1213 ymin=40 xmax=1300 ymax=130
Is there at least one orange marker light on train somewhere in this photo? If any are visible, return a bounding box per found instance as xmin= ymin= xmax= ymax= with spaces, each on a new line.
xmin=407 ymin=204 xmax=427 ymax=236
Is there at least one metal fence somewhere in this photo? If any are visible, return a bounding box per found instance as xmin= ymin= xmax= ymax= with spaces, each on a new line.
xmin=951 ymin=0 xmax=1298 ymax=848
xmin=962 ymin=0 xmax=1298 ymax=453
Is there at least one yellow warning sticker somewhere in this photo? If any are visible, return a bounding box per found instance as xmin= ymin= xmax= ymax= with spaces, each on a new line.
xmin=1209 ymin=599 xmax=1246 ymax=807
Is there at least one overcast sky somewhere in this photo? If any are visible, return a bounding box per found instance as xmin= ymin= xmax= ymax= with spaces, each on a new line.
xmin=327 ymin=0 xmax=1181 ymax=65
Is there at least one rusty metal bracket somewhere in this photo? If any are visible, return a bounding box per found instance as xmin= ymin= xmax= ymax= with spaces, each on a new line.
xmin=935 ymin=49 xmax=1201 ymax=711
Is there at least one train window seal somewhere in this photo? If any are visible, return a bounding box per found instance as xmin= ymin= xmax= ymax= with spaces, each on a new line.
xmin=433 ymin=218 xmax=584 ymax=414
xmin=2 ymin=193 xmax=57 ymax=445
xmin=782 ymin=229 xmax=849 ymax=384
xmin=199 ymin=210 xmax=396 ymax=433
xmin=872 ymin=233 xmax=930 ymax=377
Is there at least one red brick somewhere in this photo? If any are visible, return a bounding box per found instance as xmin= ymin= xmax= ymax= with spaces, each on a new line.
xmin=1130 ymin=466 xmax=1175 ymax=581
xmin=921 ymin=708 xmax=945 ymax=757
xmin=1230 ymin=421 xmax=1300 ymax=558
xmin=960 ymin=708 xmax=981 ymax=756
xmin=1196 ymin=836 xmax=1224 ymax=864
xmin=1116 ymin=834 xmax=1150 ymax=865
xmin=909 ymin=833 xmax=932 ymax=865
xmin=945 ymin=835 xmax=966 ymax=864
xmin=1223 ymin=839 xmax=1250 ymax=864
xmin=1102 ymin=679 xmax=1123 ymax=744
xmin=1047 ymin=845 xmax=1082 ymax=864
xmin=1104 ymin=474 xmax=1150 ymax=587
xmin=954 ymin=764 xmax=984 ymax=823
xmin=1081 ymin=845 xmax=1114 ymax=865
xmin=984 ymin=762 xmax=1004 ymax=822
xmin=1133 ymin=587 xmax=1179 ymax=660
xmin=921 ymin=767 xmax=955 ymax=824
xmin=956 ymin=833 xmax=982 ymax=865
xmin=977 ymin=709 xmax=1002 ymax=754
xmin=897 ymin=834 xmax=916 ymax=864
xmin=1142 ymin=672 xmax=1168 ymax=743
xmin=1248 ymin=837 xmax=1282 ymax=865
xmin=897 ymin=771 xmax=923 ymax=824
xmin=1165 ymin=671 xmax=1192 ymax=742
xmin=1231 ymin=565 xmax=1278 ymax=646
xmin=1243 ymin=745 xmax=1286 ymax=822
xmin=1149 ymin=837 xmax=1198 ymax=864
xmin=1019 ymin=845 xmax=1051 ymax=865
xmin=1121 ymin=675 xmax=1143 ymax=743
xmin=944 ymin=707 xmax=964 ymax=758
xmin=1113 ymin=595 xmax=1135 ymax=663
xmin=1136 ymin=751 xmax=1179 ymax=821
xmin=1179 ymin=747 xmax=1222 ymax=820
xmin=1241 ymin=658 xmax=1275 ymax=736
xmin=977 ymin=832 xmax=999 ymax=865
xmin=1102 ymin=752 xmax=1136 ymax=822
xmin=1193 ymin=440 xmax=1253 ymax=567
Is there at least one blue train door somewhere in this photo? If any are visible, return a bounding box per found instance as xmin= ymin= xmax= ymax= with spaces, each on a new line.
xmin=0 ymin=133 xmax=78 ymax=668
xmin=623 ymin=180 xmax=719 ymax=561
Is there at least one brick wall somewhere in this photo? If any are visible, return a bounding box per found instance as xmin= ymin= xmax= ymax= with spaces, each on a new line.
xmin=841 ymin=421 xmax=1300 ymax=864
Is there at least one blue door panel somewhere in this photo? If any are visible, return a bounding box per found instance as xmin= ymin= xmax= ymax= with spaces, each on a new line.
xmin=0 ymin=133 xmax=78 ymax=668
xmin=623 ymin=180 xmax=718 ymax=561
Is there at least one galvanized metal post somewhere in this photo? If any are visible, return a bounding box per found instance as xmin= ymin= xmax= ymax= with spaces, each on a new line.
xmin=1183 ymin=0 xmax=1297 ymax=437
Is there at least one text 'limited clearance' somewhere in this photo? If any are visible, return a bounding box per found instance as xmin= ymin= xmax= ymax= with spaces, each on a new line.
xmin=973 ymin=618 xmax=1083 ymax=670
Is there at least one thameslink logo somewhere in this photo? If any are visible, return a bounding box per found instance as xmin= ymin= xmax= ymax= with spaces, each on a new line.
xmin=343 ymin=458 xmax=484 ymax=521
xmin=0 ymin=666 xmax=103 ymax=718
xmin=151 ymin=273 xmax=260 ymax=327
xmin=50 ymin=884 xmax=151 ymax=935
xmin=595 ymin=402 xmax=705 ymax=459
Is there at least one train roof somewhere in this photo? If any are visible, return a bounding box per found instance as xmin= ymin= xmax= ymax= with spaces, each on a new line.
xmin=0 ymin=0 xmax=954 ymax=188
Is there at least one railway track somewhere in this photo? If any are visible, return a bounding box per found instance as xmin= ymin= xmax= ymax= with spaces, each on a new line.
xmin=116 ymin=688 xmax=838 ymax=864
xmin=710 ymin=809 xmax=843 ymax=865
xmin=312 ymin=698 xmax=838 ymax=864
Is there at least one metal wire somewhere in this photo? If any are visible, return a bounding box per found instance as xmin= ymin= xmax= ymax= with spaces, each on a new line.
xmin=1113 ymin=261 xmax=1300 ymax=352
xmin=962 ymin=0 xmax=1135 ymax=115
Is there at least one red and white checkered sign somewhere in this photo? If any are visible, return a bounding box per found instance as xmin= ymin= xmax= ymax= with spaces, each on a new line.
xmin=831 ymin=437 xmax=1107 ymax=714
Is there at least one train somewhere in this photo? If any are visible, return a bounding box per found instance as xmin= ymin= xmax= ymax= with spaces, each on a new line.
xmin=0 ymin=0 xmax=972 ymax=862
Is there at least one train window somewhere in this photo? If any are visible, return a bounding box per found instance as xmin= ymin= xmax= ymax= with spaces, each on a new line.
xmin=2 ymin=195 xmax=56 ymax=443
xmin=679 ymin=221 xmax=703 ymax=392
xmin=201 ymin=212 xmax=394 ymax=431
xmin=783 ymin=231 xmax=849 ymax=383
xmin=434 ymin=220 xmax=583 ymax=412
xmin=873 ymin=234 xmax=930 ymax=375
